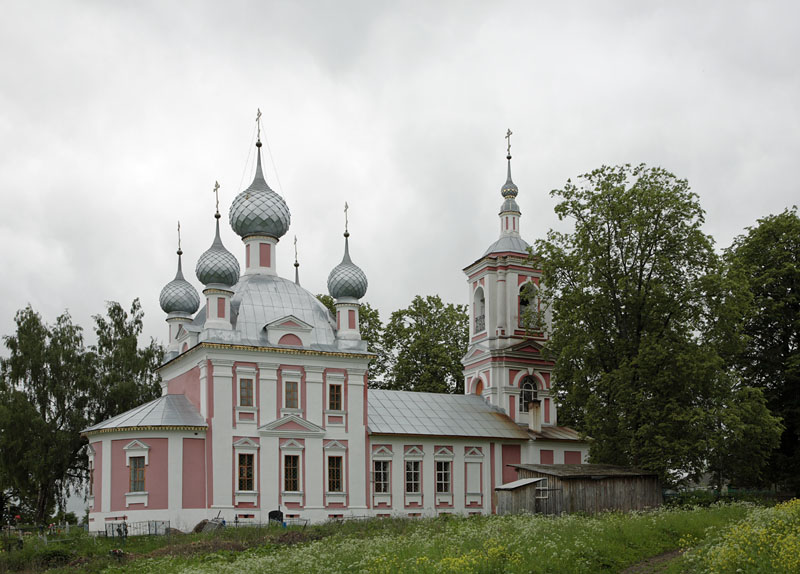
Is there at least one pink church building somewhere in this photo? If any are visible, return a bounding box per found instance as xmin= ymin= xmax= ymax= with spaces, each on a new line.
xmin=82 ymin=130 xmax=588 ymax=532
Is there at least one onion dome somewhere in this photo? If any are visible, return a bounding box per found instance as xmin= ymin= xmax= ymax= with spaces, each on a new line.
xmin=500 ymin=154 xmax=519 ymax=202
xmin=327 ymin=232 xmax=368 ymax=300
xmin=159 ymin=248 xmax=200 ymax=314
xmin=229 ymin=140 xmax=291 ymax=239
xmin=196 ymin=214 xmax=240 ymax=287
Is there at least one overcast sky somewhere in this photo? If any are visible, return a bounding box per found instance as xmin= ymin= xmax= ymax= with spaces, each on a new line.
xmin=1 ymin=0 xmax=798 ymax=349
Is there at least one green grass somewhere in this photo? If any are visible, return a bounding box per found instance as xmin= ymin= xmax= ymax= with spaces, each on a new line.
xmin=0 ymin=503 xmax=760 ymax=573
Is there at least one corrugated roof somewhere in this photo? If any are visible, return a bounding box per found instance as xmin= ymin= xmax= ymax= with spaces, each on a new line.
xmin=368 ymin=390 xmax=529 ymax=440
xmin=82 ymin=394 xmax=206 ymax=434
xmin=529 ymin=426 xmax=584 ymax=441
xmin=511 ymin=464 xmax=658 ymax=479
xmin=495 ymin=477 xmax=546 ymax=491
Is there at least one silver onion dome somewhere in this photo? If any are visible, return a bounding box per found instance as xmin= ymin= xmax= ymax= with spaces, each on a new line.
xmin=327 ymin=232 xmax=368 ymax=300
xmin=196 ymin=216 xmax=240 ymax=287
xmin=501 ymin=154 xmax=518 ymax=199
xmin=160 ymin=250 xmax=201 ymax=314
xmin=229 ymin=142 xmax=291 ymax=239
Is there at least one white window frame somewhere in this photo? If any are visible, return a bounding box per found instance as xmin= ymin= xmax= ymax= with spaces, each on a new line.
xmin=280 ymin=439 xmax=304 ymax=501
xmin=233 ymin=437 xmax=259 ymax=504
xmin=325 ymin=372 xmax=346 ymax=414
xmin=434 ymin=446 xmax=454 ymax=503
xmin=281 ymin=369 xmax=303 ymax=414
xmin=324 ymin=440 xmax=347 ymax=503
xmin=123 ymin=440 xmax=150 ymax=506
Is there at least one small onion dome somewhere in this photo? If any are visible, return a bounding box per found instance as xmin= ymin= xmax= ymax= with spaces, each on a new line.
xmin=196 ymin=216 xmax=240 ymax=287
xmin=327 ymin=232 xmax=368 ymax=300
xmin=229 ymin=142 xmax=291 ymax=239
xmin=159 ymin=249 xmax=200 ymax=314
xmin=500 ymin=196 xmax=520 ymax=214
xmin=500 ymin=154 xmax=518 ymax=199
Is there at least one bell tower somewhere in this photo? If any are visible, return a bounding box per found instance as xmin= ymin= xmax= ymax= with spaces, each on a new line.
xmin=461 ymin=131 xmax=556 ymax=429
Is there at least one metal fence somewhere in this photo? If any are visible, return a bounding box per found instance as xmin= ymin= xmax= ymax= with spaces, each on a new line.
xmin=104 ymin=520 xmax=170 ymax=538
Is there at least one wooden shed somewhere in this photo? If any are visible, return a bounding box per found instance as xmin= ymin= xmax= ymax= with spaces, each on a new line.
xmin=496 ymin=464 xmax=661 ymax=515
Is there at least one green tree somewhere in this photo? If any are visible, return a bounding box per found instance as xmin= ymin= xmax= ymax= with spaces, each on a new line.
xmin=381 ymin=295 xmax=468 ymax=394
xmin=89 ymin=299 xmax=163 ymax=424
xmin=0 ymin=307 xmax=94 ymax=524
xmin=536 ymin=164 xmax=778 ymax=484
xmin=316 ymin=295 xmax=388 ymax=383
xmin=727 ymin=208 xmax=800 ymax=492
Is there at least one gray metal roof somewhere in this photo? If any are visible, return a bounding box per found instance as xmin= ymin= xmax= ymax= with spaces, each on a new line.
xmin=482 ymin=235 xmax=531 ymax=257
xmin=193 ymin=273 xmax=340 ymax=349
xmin=368 ymin=390 xmax=529 ymax=439
xmin=196 ymin=217 xmax=240 ymax=287
xmin=511 ymin=464 xmax=658 ymax=479
xmin=82 ymin=394 xmax=206 ymax=434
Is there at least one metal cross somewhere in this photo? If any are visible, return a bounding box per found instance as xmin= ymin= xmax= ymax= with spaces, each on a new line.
xmin=177 ymin=221 xmax=182 ymax=251
xmin=256 ymin=108 xmax=262 ymax=141
xmin=505 ymin=129 xmax=513 ymax=155
xmin=213 ymin=181 xmax=220 ymax=214
xmin=293 ymin=235 xmax=298 ymax=261
xmin=344 ymin=201 xmax=349 ymax=233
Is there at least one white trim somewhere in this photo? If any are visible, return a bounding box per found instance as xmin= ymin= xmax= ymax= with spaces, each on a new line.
xmin=124 ymin=440 xmax=150 ymax=466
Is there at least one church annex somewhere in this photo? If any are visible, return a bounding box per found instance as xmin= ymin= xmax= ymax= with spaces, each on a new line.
xmin=82 ymin=126 xmax=588 ymax=531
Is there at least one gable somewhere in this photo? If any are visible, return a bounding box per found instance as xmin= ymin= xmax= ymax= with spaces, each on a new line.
xmin=259 ymin=414 xmax=325 ymax=437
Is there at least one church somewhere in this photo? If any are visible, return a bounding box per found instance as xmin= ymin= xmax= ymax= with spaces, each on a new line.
xmin=82 ymin=125 xmax=589 ymax=532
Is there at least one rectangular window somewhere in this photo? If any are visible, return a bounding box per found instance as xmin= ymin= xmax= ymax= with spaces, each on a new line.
xmin=466 ymin=462 xmax=481 ymax=494
xmin=285 ymin=381 xmax=298 ymax=409
xmin=284 ymin=455 xmax=299 ymax=491
xmin=129 ymin=456 xmax=145 ymax=492
xmin=239 ymin=378 xmax=254 ymax=407
xmin=405 ymin=460 xmax=420 ymax=493
xmin=238 ymin=453 xmax=254 ymax=491
xmin=436 ymin=461 xmax=451 ymax=494
xmin=328 ymin=456 xmax=343 ymax=492
xmin=329 ymin=384 xmax=342 ymax=411
xmin=89 ymin=463 xmax=94 ymax=496
xmin=373 ymin=460 xmax=389 ymax=493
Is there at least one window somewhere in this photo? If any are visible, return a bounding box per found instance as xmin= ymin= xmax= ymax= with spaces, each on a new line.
xmin=240 ymin=378 xmax=254 ymax=407
xmin=436 ymin=460 xmax=451 ymax=493
xmin=405 ymin=460 xmax=420 ymax=493
xmin=238 ymin=453 xmax=254 ymax=491
xmin=328 ymin=456 xmax=343 ymax=492
xmin=129 ymin=456 xmax=145 ymax=492
xmin=519 ymin=282 xmax=536 ymax=328
xmin=519 ymin=377 xmax=537 ymax=412
xmin=374 ymin=460 xmax=389 ymax=493
xmin=284 ymin=455 xmax=299 ymax=491
xmin=473 ymin=287 xmax=486 ymax=333
xmin=285 ymin=381 xmax=298 ymax=409
xmin=329 ymin=384 xmax=342 ymax=411
xmin=89 ymin=462 xmax=94 ymax=496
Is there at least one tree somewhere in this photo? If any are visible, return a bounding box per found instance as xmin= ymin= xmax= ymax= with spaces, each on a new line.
xmin=536 ymin=164 xmax=779 ymax=484
xmin=316 ymin=295 xmax=388 ymax=383
xmin=727 ymin=208 xmax=800 ymax=492
xmin=89 ymin=299 xmax=163 ymax=424
xmin=381 ymin=295 xmax=468 ymax=394
xmin=0 ymin=307 xmax=94 ymax=524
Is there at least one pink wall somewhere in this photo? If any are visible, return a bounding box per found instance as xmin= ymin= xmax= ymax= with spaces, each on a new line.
xmin=91 ymin=442 xmax=102 ymax=512
xmin=182 ymin=438 xmax=206 ymax=508
xmin=110 ymin=437 xmax=169 ymax=511
xmin=167 ymin=366 xmax=201 ymax=413
xmin=501 ymin=444 xmax=520 ymax=484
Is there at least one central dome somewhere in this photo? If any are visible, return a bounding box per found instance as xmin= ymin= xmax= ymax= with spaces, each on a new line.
xmin=229 ymin=143 xmax=291 ymax=239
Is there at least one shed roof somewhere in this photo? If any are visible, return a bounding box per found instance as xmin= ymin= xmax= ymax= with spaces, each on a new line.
xmin=495 ymin=477 xmax=546 ymax=491
xmin=529 ymin=426 xmax=584 ymax=442
xmin=368 ymin=390 xmax=529 ymax=440
xmin=82 ymin=394 xmax=207 ymax=435
xmin=511 ymin=464 xmax=658 ymax=479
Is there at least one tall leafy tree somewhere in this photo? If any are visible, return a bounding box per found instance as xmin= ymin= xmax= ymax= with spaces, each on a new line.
xmin=727 ymin=208 xmax=800 ymax=492
xmin=381 ymin=295 xmax=468 ymax=394
xmin=536 ymin=164 xmax=779 ymax=484
xmin=316 ymin=295 xmax=388 ymax=384
xmin=89 ymin=299 xmax=163 ymax=424
xmin=1 ymin=307 xmax=94 ymax=523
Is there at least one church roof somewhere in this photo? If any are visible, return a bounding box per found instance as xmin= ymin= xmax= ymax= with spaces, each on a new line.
xmin=367 ymin=390 xmax=529 ymax=439
xmin=481 ymin=235 xmax=531 ymax=258
xmin=82 ymin=394 xmax=206 ymax=435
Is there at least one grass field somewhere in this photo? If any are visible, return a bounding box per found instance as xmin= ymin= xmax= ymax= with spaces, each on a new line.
xmin=0 ymin=502 xmax=779 ymax=573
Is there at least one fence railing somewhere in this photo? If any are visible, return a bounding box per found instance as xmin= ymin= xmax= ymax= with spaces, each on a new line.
xmin=105 ymin=520 xmax=170 ymax=538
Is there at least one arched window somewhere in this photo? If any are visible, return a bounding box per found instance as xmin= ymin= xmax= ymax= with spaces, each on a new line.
xmin=473 ymin=287 xmax=486 ymax=333
xmin=519 ymin=376 xmax=538 ymax=412
xmin=474 ymin=379 xmax=484 ymax=396
xmin=519 ymin=281 xmax=539 ymax=329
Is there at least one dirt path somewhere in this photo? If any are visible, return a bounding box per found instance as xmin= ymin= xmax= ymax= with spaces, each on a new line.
xmin=620 ymin=549 xmax=682 ymax=573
